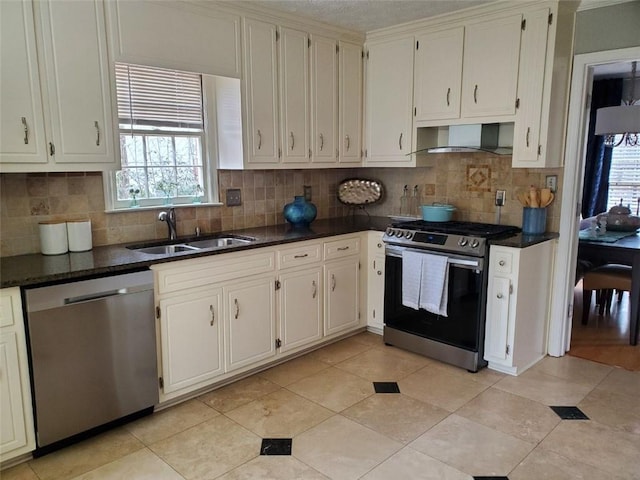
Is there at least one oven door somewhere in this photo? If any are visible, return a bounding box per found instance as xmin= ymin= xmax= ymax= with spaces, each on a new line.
xmin=384 ymin=245 xmax=487 ymax=351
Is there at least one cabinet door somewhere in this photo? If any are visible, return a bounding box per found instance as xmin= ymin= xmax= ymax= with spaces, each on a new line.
xmin=0 ymin=332 xmax=30 ymax=457
xmin=365 ymin=37 xmax=414 ymax=164
xmin=367 ymin=254 xmax=385 ymax=331
xmin=310 ymin=35 xmax=338 ymax=164
xmin=339 ymin=41 xmax=362 ymax=165
xmin=414 ymin=27 xmax=463 ymax=121
xmin=244 ymin=19 xmax=280 ymax=165
xmin=159 ymin=289 xmax=223 ymax=395
xmin=461 ymin=15 xmax=522 ymax=118
xmin=225 ymin=276 xmax=277 ymax=371
xmin=484 ymin=276 xmax=512 ymax=363
xmin=512 ymin=8 xmax=551 ymax=167
xmin=38 ymin=0 xmax=116 ymax=165
xmin=279 ymin=267 xmax=323 ymax=352
xmin=279 ymin=27 xmax=310 ymax=164
xmin=325 ymin=259 xmax=360 ymax=336
xmin=0 ymin=0 xmax=48 ymax=166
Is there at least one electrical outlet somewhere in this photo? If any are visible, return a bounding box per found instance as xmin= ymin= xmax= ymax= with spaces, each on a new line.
xmin=303 ymin=185 xmax=312 ymax=201
xmin=495 ymin=190 xmax=506 ymax=207
xmin=545 ymin=175 xmax=558 ymax=193
xmin=226 ymin=188 xmax=242 ymax=206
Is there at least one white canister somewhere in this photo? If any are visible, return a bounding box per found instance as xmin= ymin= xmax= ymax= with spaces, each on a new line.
xmin=39 ymin=221 xmax=68 ymax=255
xmin=67 ymin=220 xmax=93 ymax=252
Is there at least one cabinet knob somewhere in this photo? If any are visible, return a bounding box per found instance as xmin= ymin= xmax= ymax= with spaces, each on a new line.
xmin=377 ymin=243 xmax=382 ymax=248
xmin=497 ymin=293 xmax=503 ymax=299
xmin=499 ymin=260 xmax=506 ymax=266
xmin=377 ymin=271 xmax=382 ymax=276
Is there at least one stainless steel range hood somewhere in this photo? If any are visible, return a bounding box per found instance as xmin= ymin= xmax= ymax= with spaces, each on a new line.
xmin=427 ymin=124 xmax=513 ymax=155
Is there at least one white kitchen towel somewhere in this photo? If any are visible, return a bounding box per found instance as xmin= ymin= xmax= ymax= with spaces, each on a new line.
xmin=402 ymin=250 xmax=423 ymax=310
xmin=419 ymin=253 xmax=450 ymax=317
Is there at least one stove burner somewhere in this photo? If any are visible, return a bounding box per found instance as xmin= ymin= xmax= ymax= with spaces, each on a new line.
xmin=390 ymin=220 xmax=521 ymax=238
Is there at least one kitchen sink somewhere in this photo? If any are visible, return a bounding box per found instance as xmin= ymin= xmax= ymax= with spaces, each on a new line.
xmin=127 ymin=235 xmax=256 ymax=255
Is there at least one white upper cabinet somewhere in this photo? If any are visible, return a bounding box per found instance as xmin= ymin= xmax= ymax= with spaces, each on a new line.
xmin=244 ymin=19 xmax=280 ymax=165
xmin=279 ymin=27 xmax=311 ymax=164
xmin=339 ymin=41 xmax=363 ymax=164
xmin=105 ymin=0 xmax=241 ymax=78
xmin=0 ymin=0 xmax=118 ymax=172
xmin=365 ymin=36 xmax=414 ymax=165
xmin=0 ymin=0 xmax=48 ymax=167
xmin=310 ymin=35 xmax=339 ymax=164
xmin=414 ymin=27 xmax=464 ymax=122
xmin=461 ymin=14 xmax=522 ymax=118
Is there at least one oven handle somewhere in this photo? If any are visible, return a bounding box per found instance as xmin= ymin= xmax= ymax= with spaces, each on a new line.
xmin=385 ymin=245 xmax=483 ymax=270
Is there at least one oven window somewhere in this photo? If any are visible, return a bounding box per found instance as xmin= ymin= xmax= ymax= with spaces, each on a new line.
xmin=384 ymin=255 xmax=485 ymax=350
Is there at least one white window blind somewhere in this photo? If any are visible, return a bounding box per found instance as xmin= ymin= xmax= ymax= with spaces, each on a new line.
xmin=607 ymin=136 xmax=640 ymax=212
xmin=115 ymin=63 xmax=203 ymax=129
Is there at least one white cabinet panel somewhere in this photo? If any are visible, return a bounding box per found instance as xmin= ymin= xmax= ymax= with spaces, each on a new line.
xmin=325 ymin=258 xmax=360 ymax=336
xmin=244 ymin=19 xmax=280 ymax=165
xmin=461 ymin=15 xmax=522 ymax=118
xmin=279 ymin=27 xmax=310 ymax=164
xmin=106 ymin=0 xmax=241 ymax=77
xmin=414 ymin=27 xmax=464 ymax=121
xmin=225 ymin=275 xmax=277 ymax=371
xmin=365 ymin=37 xmax=414 ymax=165
xmin=0 ymin=0 xmax=47 ymax=166
xmin=311 ymin=35 xmax=338 ymax=164
xmin=339 ymin=41 xmax=363 ymax=164
xmin=279 ymin=267 xmax=323 ymax=352
xmin=485 ymin=276 xmax=511 ymax=361
xmin=159 ymin=289 xmax=223 ymax=395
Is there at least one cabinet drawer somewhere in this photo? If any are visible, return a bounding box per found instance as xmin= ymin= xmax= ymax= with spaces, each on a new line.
xmin=492 ymin=251 xmax=513 ymax=274
xmin=278 ymin=242 xmax=322 ymax=269
xmin=154 ymin=250 xmax=275 ymax=295
xmin=324 ymin=236 xmax=360 ymax=260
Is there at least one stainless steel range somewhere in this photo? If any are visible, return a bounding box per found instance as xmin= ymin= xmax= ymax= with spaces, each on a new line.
xmin=382 ymin=220 xmax=520 ymax=372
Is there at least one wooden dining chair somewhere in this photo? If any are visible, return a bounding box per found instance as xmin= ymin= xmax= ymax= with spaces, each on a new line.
xmin=582 ymin=264 xmax=632 ymax=325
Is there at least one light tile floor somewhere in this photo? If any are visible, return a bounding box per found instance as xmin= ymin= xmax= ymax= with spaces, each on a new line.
xmin=4 ymin=331 xmax=640 ymax=480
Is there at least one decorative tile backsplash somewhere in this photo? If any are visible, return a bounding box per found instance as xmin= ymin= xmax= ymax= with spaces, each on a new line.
xmin=0 ymin=154 xmax=562 ymax=256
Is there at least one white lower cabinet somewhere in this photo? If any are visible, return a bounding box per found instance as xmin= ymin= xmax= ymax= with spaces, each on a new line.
xmin=278 ymin=266 xmax=323 ymax=353
xmin=158 ymin=288 xmax=223 ymax=395
xmin=484 ymin=241 xmax=554 ymax=375
xmin=325 ymin=258 xmax=360 ymax=336
xmin=225 ymin=275 xmax=277 ymax=371
xmin=0 ymin=288 xmax=35 ymax=462
xmin=365 ymin=231 xmax=385 ymax=333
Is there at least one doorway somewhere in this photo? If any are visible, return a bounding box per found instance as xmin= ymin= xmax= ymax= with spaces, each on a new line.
xmin=548 ymin=46 xmax=640 ymax=365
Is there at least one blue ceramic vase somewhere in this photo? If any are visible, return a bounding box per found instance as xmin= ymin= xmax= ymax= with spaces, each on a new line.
xmin=283 ymin=196 xmax=317 ymax=226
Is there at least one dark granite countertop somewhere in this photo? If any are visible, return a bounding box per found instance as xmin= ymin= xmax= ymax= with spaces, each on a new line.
xmin=1 ymin=216 xmax=389 ymax=288
xmin=490 ymin=232 xmax=559 ymax=249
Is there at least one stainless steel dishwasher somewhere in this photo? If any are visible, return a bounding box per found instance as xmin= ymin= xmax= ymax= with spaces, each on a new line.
xmin=24 ymin=270 xmax=158 ymax=452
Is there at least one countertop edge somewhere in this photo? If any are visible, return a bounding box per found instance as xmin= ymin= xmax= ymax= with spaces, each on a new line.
xmin=490 ymin=232 xmax=559 ymax=249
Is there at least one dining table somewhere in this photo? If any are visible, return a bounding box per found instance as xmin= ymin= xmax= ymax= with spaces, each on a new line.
xmin=578 ymin=230 xmax=640 ymax=345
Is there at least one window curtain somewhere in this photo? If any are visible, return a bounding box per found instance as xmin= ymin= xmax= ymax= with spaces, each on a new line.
xmin=581 ymin=78 xmax=623 ymax=218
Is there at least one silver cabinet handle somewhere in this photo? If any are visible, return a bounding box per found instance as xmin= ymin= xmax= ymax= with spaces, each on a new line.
xmin=257 ymin=129 xmax=262 ymax=150
xmin=526 ymin=127 xmax=530 ymax=148
xmin=331 ymin=274 xmax=336 ymax=291
xmin=234 ymin=298 xmax=239 ymax=319
xmin=319 ymin=133 xmax=324 ymax=151
xmin=22 ymin=117 xmax=29 ymax=144
xmin=312 ymin=280 xmax=317 ymax=299
xmin=210 ymin=304 xmax=215 ymax=326
xmin=94 ymin=121 xmax=100 ymax=146
xmin=473 ymin=84 xmax=478 ymax=104
xmin=446 ymin=87 xmax=451 ymax=107
xmin=289 ymin=131 xmax=295 ymax=150
xmin=345 ymin=134 xmax=350 ymax=151
xmin=294 ymin=253 xmax=308 ymax=259
xmin=398 ymin=133 xmax=403 ymax=150
xmin=499 ymin=260 xmax=506 ymax=266
xmin=497 ymin=293 xmax=503 ymax=299
xmin=49 ymin=142 xmax=55 ymax=156
xmin=337 ymin=246 xmax=349 ymax=251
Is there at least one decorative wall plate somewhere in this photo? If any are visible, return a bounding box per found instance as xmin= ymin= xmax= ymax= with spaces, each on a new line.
xmin=337 ymin=178 xmax=384 ymax=205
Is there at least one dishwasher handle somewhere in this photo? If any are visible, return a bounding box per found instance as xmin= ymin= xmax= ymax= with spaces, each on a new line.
xmin=64 ymin=284 xmax=152 ymax=305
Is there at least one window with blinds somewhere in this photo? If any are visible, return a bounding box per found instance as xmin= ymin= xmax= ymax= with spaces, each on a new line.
xmin=607 ymin=135 xmax=640 ymax=212
xmin=112 ymin=63 xmax=207 ymax=208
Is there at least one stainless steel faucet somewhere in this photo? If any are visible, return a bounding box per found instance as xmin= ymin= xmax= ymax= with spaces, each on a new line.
xmin=158 ymin=208 xmax=177 ymax=240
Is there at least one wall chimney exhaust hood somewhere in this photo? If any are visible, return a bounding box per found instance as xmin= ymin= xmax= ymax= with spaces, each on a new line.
xmin=426 ymin=124 xmax=513 ymax=155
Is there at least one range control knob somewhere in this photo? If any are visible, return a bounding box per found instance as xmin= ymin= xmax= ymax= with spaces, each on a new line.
xmin=458 ymin=237 xmax=469 ymax=247
xmin=470 ymin=239 xmax=480 ymax=248
xmin=386 ymin=227 xmax=395 ymax=236
xmin=406 ymin=231 xmax=415 ymax=240
xmin=398 ymin=230 xmax=406 ymax=238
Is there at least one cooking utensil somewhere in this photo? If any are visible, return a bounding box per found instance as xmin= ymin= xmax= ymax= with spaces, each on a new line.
xmin=540 ymin=188 xmax=552 ymax=207
xmin=421 ymin=203 xmax=456 ymax=222
xmin=517 ymin=192 xmax=530 ymax=206
xmin=529 ymin=186 xmax=540 ymax=207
